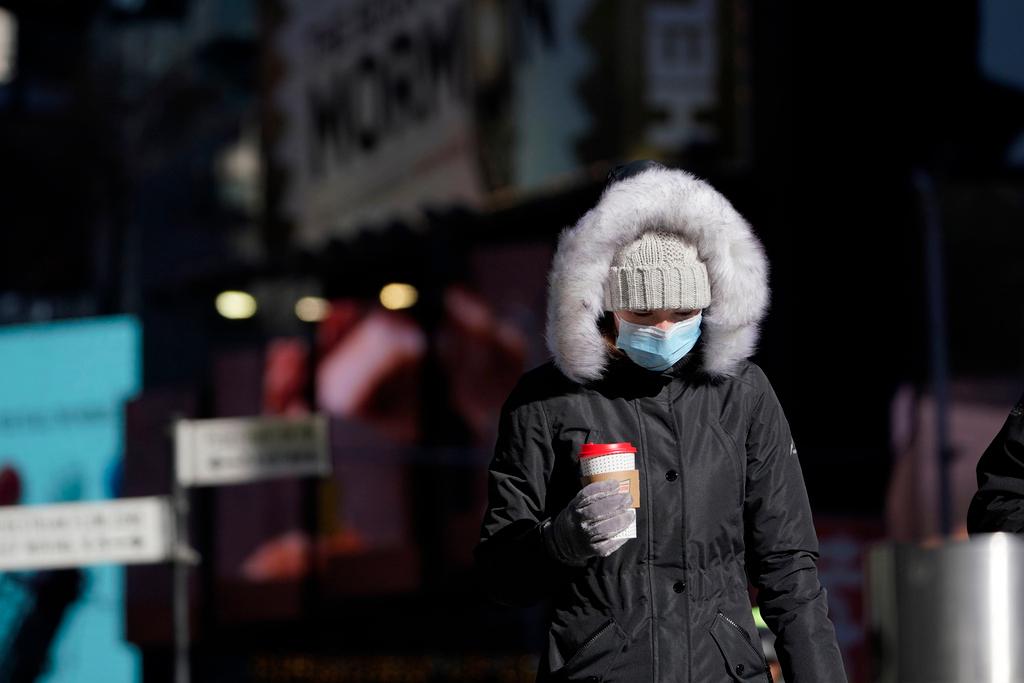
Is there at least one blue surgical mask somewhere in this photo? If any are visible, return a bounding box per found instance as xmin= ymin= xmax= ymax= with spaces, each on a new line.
xmin=615 ymin=312 xmax=702 ymax=372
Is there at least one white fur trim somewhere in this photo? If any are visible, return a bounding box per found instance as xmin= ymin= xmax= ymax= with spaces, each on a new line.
xmin=544 ymin=167 xmax=770 ymax=384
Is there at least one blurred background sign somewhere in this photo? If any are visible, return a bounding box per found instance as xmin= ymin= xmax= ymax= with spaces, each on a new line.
xmin=0 ymin=316 xmax=142 ymax=683
xmin=175 ymin=415 xmax=330 ymax=487
xmin=0 ymin=497 xmax=174 ymax=572
xmin=269 ymin=0 xmax=748 ymax=247
xmin=273 ymin=0 xmax=485 ymax=246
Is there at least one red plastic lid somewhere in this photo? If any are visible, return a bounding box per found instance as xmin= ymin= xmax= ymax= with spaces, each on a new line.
xmin=579 ymin=442 xmax=637 ymax=458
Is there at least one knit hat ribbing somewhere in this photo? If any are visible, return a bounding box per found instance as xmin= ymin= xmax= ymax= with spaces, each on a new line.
xmin=604 ymin=230 xmax=712 ymax=311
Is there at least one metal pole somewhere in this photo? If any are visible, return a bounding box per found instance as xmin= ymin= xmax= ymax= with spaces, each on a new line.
xmin=171 ymin=420 xmax=199 ymax=683
xmin=914 ymin=169 xmax=952 ymax=537
xmin=172 ymin=473 xmax=190 ymax=683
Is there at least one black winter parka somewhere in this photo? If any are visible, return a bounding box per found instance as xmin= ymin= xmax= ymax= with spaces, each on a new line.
xmin=474 ymin=165 xmax=847 ymax=683
xmin=474 ymin=340 xmax=846 ymax=683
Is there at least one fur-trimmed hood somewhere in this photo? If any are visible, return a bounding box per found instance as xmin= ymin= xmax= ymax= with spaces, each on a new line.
xmin=544 ymin=166 xmax=770 ymax=384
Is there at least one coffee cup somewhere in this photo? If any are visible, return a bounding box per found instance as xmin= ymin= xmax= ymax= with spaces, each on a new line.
xmin=579 ymin=442 xmax=640 ymax=539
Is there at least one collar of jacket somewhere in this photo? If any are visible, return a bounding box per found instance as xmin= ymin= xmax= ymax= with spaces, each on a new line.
xmin=597 ymin=335 xmax=707 ymax=396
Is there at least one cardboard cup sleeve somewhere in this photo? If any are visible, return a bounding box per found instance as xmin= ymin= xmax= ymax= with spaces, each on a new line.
xmin=580 ymin=470 xmax=640 ymax=509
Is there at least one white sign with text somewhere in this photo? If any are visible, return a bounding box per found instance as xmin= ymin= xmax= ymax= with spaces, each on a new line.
xmin=0 ymin=497 xmax=174 ymax=571
xmin=175 ymin=415 xmax=331 ymax=487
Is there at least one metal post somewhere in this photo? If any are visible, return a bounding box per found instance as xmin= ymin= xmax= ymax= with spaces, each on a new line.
xmin=914 ymin=169 xmax=952 ymax=537
xmin=172 ymin=473 xmax=190 ymax=683
xmin=171 ymin=420 xmax=200 ymax=683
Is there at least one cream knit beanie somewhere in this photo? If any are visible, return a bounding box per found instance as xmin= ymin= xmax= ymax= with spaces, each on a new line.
xmin=604 ymin=230 xmax=712 ymax=311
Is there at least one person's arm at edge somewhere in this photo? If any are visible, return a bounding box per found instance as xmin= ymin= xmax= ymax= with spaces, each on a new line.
xmin=967 ymin=390 xmax=1024 ymax=534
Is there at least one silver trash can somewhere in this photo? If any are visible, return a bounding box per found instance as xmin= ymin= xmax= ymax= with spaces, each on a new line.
xmin=867 ymin=533 xmax=1024 ymax=683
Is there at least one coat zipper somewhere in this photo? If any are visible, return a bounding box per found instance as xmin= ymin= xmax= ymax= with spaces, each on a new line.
xmin=717 ymin=610 xmax=772 ymax=683
xmin=565 ymin=618 xmax=614 ymax=670
xmin=632 ymin=400 xmax=658 ymax=681
xmin=665 ymin=384 xmax=690 ymax=682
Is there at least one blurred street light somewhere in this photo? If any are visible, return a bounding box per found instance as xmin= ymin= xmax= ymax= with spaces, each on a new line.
xmin=216 ymin=291 xmax=257 ymax=320
xmin=295 ymin=296 xmax=330 ymax=323
xmin=379 ymin=283 xmax=418 ymax=311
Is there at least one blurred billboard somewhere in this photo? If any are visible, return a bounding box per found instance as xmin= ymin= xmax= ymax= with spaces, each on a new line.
xmin=0 ymin=316 xmax=142 ymax=683
xmin=270 ymin=0 xmax=751 ymax=246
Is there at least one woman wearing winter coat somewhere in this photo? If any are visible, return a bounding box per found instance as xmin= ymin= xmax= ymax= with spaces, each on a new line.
xmin=473 ymin=161 xmax=847 ymax=683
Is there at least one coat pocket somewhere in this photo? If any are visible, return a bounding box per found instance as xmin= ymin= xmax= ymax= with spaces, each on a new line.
xmin=708 ymin=610 xmax=772 ymax=682
xmin=549 ymin=615 xmax=628 ymax=682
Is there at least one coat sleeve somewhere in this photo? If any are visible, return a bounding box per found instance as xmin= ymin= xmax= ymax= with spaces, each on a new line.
xmin=473 ymin=392 xmax=569 ymax=607
xmin=742 ymin=366 xmax=848 ymax=683
xmin=967 ymin=391 xmax=1024 ymax=534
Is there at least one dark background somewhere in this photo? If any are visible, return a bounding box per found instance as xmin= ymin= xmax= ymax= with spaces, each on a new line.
xmin=0 ymin=1 xmax=1022 ymax=681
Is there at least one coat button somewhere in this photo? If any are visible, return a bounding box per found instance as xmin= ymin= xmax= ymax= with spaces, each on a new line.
xmin=735 ymin=664 xmax=745 ymax=675
xmin=585 ymin=677 xmax=599 ymax=683
xmin=665 ymin=469 xmax=678 ymax=481
xmin=673 ymin=580 xmax=686 ymax=593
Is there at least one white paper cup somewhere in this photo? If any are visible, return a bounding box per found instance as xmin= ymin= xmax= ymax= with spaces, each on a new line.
xmin=579 ymin=442 xmax=638 ymax=540
xmin=579 ymin=451 xmax=635 ymax=477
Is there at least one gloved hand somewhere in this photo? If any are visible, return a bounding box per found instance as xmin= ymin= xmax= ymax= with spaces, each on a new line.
xmin=542 ymin=480 xmax=635 ymax=566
